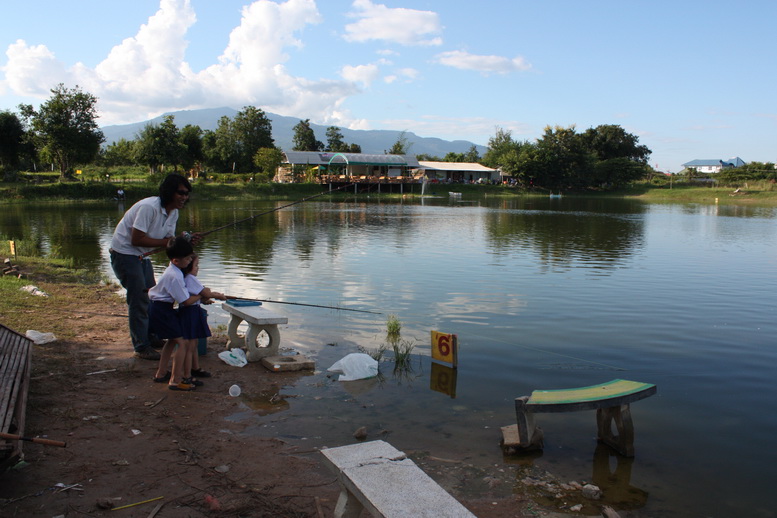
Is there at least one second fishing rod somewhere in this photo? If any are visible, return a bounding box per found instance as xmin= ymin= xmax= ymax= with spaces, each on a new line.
xmin=140 ymin=182 xmax=357 ymax=259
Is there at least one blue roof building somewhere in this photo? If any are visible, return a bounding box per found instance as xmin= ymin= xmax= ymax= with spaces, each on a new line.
xmin=682 ymin=157 xmax=745 ymax=173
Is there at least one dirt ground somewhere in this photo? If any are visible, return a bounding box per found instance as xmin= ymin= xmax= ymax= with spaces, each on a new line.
xmin=0 ymin=283 xmax=561 ymax=518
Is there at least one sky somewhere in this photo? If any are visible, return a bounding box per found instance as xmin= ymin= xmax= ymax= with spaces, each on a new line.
xmin=1 ymin=0 xmax=775 ymax=172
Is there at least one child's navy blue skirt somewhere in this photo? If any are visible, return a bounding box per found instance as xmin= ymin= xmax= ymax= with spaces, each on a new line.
xmin=179 ymin=305 xmax=211 ymax=340
xmin=149 ymin=301 xmax=183 ymax=339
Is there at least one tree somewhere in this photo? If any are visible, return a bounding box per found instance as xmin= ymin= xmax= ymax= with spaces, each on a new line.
xmin=483 ymin=127 xmax=530 ymax=182
xmin=203 ymin=107 xmax=274 ymax=173
xmin=100 ymin=138 xmax=136 ymax=167
xmin=525 ymin=125 xmax=594 ymax=190
xmin=134 ymin=115 xmax=186 ymax=174
xmin=386 ymin=130 xmax=411 ymax=155
xmin=325 ymin=126 xmax=346 ymax=152
xmin=581 ymin=124 xmax=651 ymax=164
xmin=464 ymin=144 xmax=481 ymax=163
xmin=19 ymin=84 xmax=104 ymax=178
xmin=180 ymin=124 xmax=204 ymax=171
xmin=0 ymin=110 xmax=26 ymax=171
xmin=253 ymin=147 xmax=284 ymax=181
xmin=233 ymin=106 xmax=274 ymax=172
xmin=292 ymin=119 xmax=323 ymax=151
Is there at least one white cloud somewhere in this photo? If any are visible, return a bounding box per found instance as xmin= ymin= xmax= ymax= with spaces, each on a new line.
xmin=435 ymin=50 xmax=532 ymax=74
xmin=1 ymin=0 xmax=367 ymax=128
xmin=340 ymin=63 xmax=379 ymax=87
xmin=344 ymin=0 xmax=443 ymax=46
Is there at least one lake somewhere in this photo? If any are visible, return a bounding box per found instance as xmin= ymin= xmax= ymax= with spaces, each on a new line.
xmin=3 ymin=194 xmax=776 ymax=517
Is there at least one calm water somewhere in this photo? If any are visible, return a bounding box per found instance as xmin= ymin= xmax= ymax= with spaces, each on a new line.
xmin=3 ymin=195 xmax=777 ymax=517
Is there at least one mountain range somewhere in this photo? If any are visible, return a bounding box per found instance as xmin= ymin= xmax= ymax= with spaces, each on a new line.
xmin=100 ymin=107 xmax=487 ymax=158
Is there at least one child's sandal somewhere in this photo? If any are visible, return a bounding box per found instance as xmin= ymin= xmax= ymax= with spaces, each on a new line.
xmin=183 ymin=377 xmax=204 ymax=387
xmin=153 ymin=371 xmax=171 ymax=383
xmin=168 ymin=382 xmax=195 ymax=391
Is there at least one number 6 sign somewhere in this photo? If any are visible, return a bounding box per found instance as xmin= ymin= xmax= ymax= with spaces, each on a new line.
xmin=431 ymin=331 xmax=458 ymax=367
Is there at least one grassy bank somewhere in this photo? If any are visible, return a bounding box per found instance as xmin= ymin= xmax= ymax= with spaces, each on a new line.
xmin=2 ymin=177 xmax=777 ymax=204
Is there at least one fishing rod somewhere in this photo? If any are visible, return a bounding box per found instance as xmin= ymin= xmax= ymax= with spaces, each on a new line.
xmin=225 ymin=296 xmax=382 ymax=315
xmin=139 ymin=182 xmax=355 ymax=259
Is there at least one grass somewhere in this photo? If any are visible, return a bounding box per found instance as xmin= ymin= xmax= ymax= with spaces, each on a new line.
xmin=0 ymin=256 xmax=119 ymax=339
xmin=386 ymin=314 xmax=401 ymax=341
xmin=391 ymin=339 xmax=415 ymax=371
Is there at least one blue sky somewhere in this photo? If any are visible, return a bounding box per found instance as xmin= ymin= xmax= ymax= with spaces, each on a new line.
xmin=1 ymin=0 xmax=775 ymax=172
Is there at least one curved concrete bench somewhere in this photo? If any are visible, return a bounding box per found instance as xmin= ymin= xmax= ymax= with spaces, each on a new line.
xmin=503 ymin=379 xmax=657 ymax=457
xmin=221 ymin=302 xmax=288 ymax=362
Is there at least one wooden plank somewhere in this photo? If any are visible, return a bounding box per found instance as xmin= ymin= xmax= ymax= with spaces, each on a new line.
xmin=526 ymin=379 xmax=656 ymax=413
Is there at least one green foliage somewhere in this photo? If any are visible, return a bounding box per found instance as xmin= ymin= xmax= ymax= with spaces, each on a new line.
xmin=205 ymin=107 xmax=274 ymax=173
xmin=253 ymin=147 xmax=284 ymax=179
xmin=19 ymin=84 xmax=104 ymax=179
xmin=292 ymin=119 xmax=323 ymax=151
xmin=386 ymin=131 xmax=411 ymax=155
xmin=0 ymin=110 xmax=26 ymax=171
xmin=391 ymin=339 xmax=415 ymax=371
xmin=716 ymin=162 xmax=777 ymax=185
xmin=386 ymin=314 xmax=401 ymax=341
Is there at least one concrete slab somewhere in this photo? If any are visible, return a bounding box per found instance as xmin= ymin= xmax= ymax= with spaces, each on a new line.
xmin=321 ymin=440 xmax=476 ymax=517
xmin=260 ymin=354 xmax=315 ymax=372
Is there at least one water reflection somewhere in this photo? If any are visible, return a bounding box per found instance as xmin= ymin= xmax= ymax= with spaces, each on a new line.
xmin=4 ymin=196 xmax=777 ymax=517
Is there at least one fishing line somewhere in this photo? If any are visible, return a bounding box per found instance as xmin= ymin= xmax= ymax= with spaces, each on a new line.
xmin=225 ymin=296 xmax=382 ymax=315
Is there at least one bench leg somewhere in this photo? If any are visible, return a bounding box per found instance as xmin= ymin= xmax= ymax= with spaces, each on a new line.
xmin=514 ymin=396 xmax=543 ymax=450
xmin=226 ymin=315 xmax=244 ymax=348
xmin=334 ymin=489 xmax=364 ymax=518
xmin=245 ymin=324 xmax=281 ymax=361
xmin=596 ymin=404 xmax=635 ymax=457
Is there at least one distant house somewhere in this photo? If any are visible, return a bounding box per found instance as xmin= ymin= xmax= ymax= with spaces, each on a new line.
xmin=415 ymin=161 xmax=500 ymax=183
xmin=682 ymin=157 xmax=746 ymax=173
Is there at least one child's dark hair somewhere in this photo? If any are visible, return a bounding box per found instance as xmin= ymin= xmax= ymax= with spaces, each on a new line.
xmin=166 ymin=236 xmax=194 ymax=260
xmin=182 ymin=253 xmax=198 ymax=275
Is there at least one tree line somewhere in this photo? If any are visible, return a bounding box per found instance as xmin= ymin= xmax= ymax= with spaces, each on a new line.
xmin=0 ymin=84 xmax=362 ymax=181
xmin=1 ymin=83 xmax=673 ymax=191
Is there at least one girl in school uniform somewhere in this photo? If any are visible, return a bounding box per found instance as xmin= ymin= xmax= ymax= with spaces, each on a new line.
xmin=149 ymin=237 xmax=201 ymax=391
xmin=180 ymin=254 xmax=226 ymax=383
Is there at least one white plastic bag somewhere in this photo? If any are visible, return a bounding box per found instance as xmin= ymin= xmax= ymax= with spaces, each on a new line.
xmin=218 ymin=348 xmax=248 ymax=367
xmin=26 ymin=330 xmax=57 ymax=344
xmin=328 ymin=353 xmax=379 ymax=381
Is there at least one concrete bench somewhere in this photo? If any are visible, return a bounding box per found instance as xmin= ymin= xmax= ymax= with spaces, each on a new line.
xmin=221 ymin=302 xmax=288 ymax=362
xmin=0 ymin=324 xmax=33 ymax=470
xmin=321 ymin=440 xmax=476 ymax=518
xmin=503 ymin=379 xmax=656 ymax=457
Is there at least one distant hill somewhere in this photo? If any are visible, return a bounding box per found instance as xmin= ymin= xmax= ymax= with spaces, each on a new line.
xmin=100 ymin=107 xmax=487 ymax=158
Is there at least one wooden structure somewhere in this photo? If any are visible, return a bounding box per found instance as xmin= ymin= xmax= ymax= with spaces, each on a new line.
xmin=321 ymin=440 xmax=475 ymax=518
xmin=221 ymin=302 xmax=288 ymax=362
xmin=502 ymin=379 xmax=656 ymax=457
xmin=0 ymin=324 xmax=33 ymax=470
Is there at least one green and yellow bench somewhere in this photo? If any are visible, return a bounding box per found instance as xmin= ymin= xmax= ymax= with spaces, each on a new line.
xmin=502 ymin=379 xmax=657 ymax=457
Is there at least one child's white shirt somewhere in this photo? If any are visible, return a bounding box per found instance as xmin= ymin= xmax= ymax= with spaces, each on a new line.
xmin=148 ymin=263 xmax=189 ymax=304
xmin=184 ymin=274 xmax=204 ymax=306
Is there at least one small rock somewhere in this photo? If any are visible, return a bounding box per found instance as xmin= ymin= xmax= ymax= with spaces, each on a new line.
xmin=214 ymin=464 xmax=230 ymax=473
xmin=96 ymin=499 xmax=115 ymax=509
xmin=570 ymin=504 xmax=583 ymax=512
xmin=582 ymin=483 xmax=602 ymax=500
xmin=353 ymin=426 xmax=368 ymax=440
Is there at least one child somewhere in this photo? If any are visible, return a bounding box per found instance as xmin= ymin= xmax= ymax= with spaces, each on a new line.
xmin=180 ymin=254 xmax=226 ymax=382
xmin=149 ymin=237 xmax=201 ymax=391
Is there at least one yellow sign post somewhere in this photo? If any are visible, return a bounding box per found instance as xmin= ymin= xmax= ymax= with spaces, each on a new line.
xmin=431 ymin=331 xmax=458 ymax=367
xmin=9 ymin=240 xmax=16 ymax=258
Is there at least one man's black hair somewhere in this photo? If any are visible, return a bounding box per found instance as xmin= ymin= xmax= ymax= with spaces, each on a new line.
xmin=165 ymin=236 xmax=194 ymax=260
xmin=159 ymin=173 xmax=192 ymax=207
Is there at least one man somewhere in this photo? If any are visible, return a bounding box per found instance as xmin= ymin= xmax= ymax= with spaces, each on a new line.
xmin=110 ymin=174 xmax=199 ymax=360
